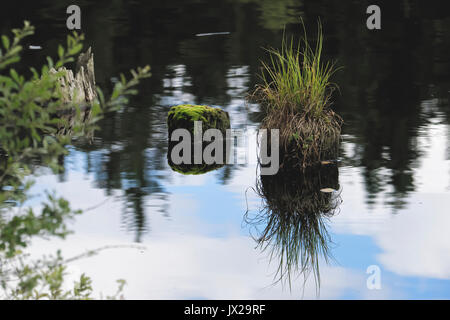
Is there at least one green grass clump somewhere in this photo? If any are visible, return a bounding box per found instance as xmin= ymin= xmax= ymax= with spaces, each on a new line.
xmin=251 ymin=21 xmax=343 ymax=168
xmin=257 ymin=21 xmax=338 ymax=117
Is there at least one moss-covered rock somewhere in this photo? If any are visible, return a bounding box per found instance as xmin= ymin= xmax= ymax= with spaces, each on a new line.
xmin=166 ymin=104 xmax=230 ymax=175
xmin=167 ymin=104 xmax=230 ymax=135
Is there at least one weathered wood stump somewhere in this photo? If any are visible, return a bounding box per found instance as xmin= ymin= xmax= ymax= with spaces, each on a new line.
xmin=49 ymin=48 xmax=97 ymax=134
xmin=50 ymin=47 xmax=97 ymax=104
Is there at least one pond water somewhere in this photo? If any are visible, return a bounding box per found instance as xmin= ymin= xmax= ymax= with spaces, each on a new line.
xmin=2 ymin=0 xmax=450 ymax=299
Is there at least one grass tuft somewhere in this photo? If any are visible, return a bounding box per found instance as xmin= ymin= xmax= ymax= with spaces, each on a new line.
xmin=251 ymin=20 xmax=343 ymax=168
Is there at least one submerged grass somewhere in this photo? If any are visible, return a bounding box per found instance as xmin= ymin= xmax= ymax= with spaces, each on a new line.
xmin=251 ymin=20 xmax=343 ymax=168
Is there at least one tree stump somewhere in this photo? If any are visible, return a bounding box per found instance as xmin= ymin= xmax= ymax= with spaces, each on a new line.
xmin=50 ymin=47 xmax=97 ymax=105
xmin=49 ymin=48 xmax=97 ymax=134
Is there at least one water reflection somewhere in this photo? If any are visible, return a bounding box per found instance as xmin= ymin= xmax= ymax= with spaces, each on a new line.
xmin=245 ymin=164 xmax=342 ymax=291
xmin=167 ymin=140 xmax=227 ymax=176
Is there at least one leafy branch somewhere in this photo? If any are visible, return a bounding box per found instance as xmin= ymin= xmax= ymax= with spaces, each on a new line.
xmin=0 ymin=21 xmax=151 ymax=299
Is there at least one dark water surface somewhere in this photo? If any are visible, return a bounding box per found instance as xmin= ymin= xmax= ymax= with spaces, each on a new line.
xmin=1 ymin=0 xmax=450 ymax=298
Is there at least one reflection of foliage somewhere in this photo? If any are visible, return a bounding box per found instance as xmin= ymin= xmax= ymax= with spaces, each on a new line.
xmin=229 ymin=0 xmax=301 ymax=30
xmin=323 ymin=1 xmax=450 ymax=210
xmin=0 ymin=22 xmax=150 ymax=299
xmin=245 ymin=164 xmax=341 ymax=293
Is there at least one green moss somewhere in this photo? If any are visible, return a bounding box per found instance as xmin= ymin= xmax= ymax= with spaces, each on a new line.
xmin=168 ymin=104 xmax=209 ymax=122
xmin=166 ymin=105 xmax=230 ymax=175
xmin=167 ymin=104 xmax=230 ymax=135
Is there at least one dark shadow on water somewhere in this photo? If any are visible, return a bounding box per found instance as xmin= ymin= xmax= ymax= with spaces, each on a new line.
xmin=245 ymin=164 xmax=342 ymax=294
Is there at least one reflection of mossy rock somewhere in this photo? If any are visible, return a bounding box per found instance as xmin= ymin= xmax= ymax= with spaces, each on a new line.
xmin=167 ymin=104 xmax=230 ymax=135
xmin=168 ymin=161 xmax=224 ymax=175
xmin=166 ymin=142 xmax=226 ymax=175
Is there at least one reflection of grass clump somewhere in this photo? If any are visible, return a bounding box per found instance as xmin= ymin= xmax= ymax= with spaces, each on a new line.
xmin=251 ymin=21 xmax=343 ymax=168
xmin=245 ymin=164 xmax=341 ymax=293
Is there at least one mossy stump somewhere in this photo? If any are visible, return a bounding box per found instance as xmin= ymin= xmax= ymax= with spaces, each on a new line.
xmin=260 ymin=110 xmax=342 ymax=170
xmin=167 ymin=104 xmax=230 ymax=175
xmin=167 ymin=104 xmax=230 ymax=136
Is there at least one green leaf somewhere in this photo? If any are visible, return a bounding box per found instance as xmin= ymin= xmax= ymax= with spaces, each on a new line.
xmin=46 ymin=56 xmax=54 ymax=69
xmin=0 ymin=56 xmax=20 ymax=69
xmin=68 ymin=43 xmax=83 ymax=56
xmin=10 ymin=68 xmax=20 ymax=83
xmin=2 ymin=35 xmax=10 ymax=50
xmin=57 ymin=45 xmax=64 ymax=58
